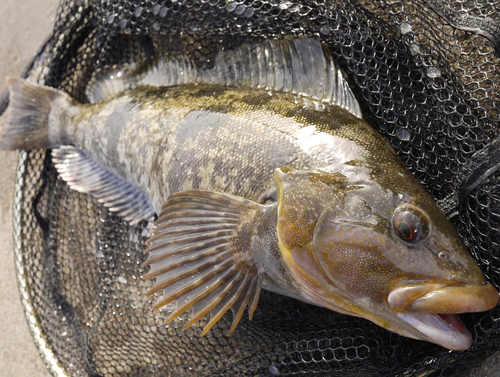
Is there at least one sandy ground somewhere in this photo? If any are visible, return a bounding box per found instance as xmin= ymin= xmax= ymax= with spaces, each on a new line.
xmin=0 ymin=1 xmax=58 ymax=376
xmin=0 ymin=1 xmax=499 ymax=376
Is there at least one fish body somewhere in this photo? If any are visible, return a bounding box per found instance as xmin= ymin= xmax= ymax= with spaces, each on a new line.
xmin=2 ymin=37 xmax=498 ymax=351
xmin=46 ymin=84 xmax=392 ymax=212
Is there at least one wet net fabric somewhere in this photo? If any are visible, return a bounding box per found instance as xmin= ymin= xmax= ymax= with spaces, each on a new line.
xmin=9 ymin=0 xmax=500 ymax=375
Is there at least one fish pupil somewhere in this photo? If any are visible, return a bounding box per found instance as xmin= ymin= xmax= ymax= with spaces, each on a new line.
xmin=392 ymin=205 xmax=429 ymax=244
xmin=397 ymin=221 xmax=412 ymax=240
xmin=394 ymin=213 xmax=420 ymax=242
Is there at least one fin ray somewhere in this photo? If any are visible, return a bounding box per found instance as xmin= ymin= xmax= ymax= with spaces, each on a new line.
xmin=146 ymin=236 xmax=230 ymax=258
xmin=144 ymin=190 xmax=265 ymax=335
xmin=144 ymin=249 xmax=231 ymax=279
xmin=229 ymin=276 xmax=257 ymax=334
xmin=86 ymin=54 xmax=197 ymax=103
xmin=147 ymin=223 xmax=236 ymax=243
xmin=182 ymin=271 xmax=244 ymax=331
xmin=201 ymin=274 xmax=251 ymax=335
xmin=162 ymin=265 xmax=238 ymax=317
xmin=249 ymin=274 xmax=264 ymax=320
xmin=149 ymin=258 xmax=234 ymax=297
xmin=1 ymin=78 xmax=67 ymax=150
xmin=52 ymin=146 xmax=155 ymax=225
xmin=199 ymin=37 xmax=363 ymax=117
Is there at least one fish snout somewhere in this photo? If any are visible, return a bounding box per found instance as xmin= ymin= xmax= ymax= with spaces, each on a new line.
xmin=388 ymin=282 xmax=499 ymax=314
xmin=408 ymin=282 xmax=499 ymax=314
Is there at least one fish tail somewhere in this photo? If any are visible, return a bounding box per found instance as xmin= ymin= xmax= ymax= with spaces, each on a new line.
xmin=1 ymin=78 xmax=67 ymax=150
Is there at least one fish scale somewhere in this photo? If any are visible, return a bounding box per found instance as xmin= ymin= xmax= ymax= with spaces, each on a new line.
xmin=60 ymin=84 xmax=371 ymax=211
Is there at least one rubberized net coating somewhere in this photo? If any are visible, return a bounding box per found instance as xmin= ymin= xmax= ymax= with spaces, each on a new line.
xmin=10 ymin=0 xmax=500 ymax=375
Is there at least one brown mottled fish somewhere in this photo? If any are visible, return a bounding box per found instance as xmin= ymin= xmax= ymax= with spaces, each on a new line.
xmin=1 ymin=37 xmax=498 ymax=350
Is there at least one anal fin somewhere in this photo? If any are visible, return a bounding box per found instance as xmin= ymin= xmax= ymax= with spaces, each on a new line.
xmin=143 ymin=190 xmax=265 ymax=335
xmin=52 ymin=146 xmax=155 ymax=225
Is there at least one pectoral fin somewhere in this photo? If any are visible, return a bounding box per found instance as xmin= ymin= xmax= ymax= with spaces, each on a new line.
xmin=143 ymin=190 xmax=265 ymax=335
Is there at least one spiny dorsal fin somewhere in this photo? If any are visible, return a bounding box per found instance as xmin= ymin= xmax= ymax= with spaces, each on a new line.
xmin=131 ymin=54 xmax=197 ymax=88
xmin=52 ymin=146 xmax=155 ymax=225
xmin=86 ymin=65 xmax=133 ymax=103
xmin=143 ymin=190 xmax=265 ymax=335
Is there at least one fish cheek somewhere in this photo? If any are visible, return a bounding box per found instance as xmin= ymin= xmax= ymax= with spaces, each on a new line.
xmin=274 ymin=168 xmax=347 ymax=294
xmin=313 ymin=214 xmax=400 ymax=303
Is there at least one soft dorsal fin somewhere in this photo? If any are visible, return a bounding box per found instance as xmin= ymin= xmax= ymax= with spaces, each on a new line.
xmin=86 ymin=38 xmax=362 ymax=118
xmin=86 ymin=54 xmax=198 ymax=103
xmin=52 ymin=146 xmax=156 ymax=224
xmin=201 ymin=37 xmax=362 ymax=117
xmin=143 ymin=190 xmax=265 ymax=335
xmin=86 ymin=65 xmax=133 ymax=103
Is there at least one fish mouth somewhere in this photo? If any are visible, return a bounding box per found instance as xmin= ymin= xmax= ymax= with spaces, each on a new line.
xmin=397 ymin=312 xmax=472 ymax=350
xmin=388 ymin=282 xmax=499 ymax=350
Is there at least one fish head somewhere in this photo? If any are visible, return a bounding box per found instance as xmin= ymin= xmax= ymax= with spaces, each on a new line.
xmin=274 ymin=167 xmax=499 ymax=350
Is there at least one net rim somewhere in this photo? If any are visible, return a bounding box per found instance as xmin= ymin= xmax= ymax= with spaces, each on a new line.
xmin=13 ymin=150 xmax=69 ymax=377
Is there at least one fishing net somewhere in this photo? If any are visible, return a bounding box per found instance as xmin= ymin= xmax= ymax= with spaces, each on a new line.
xmin=4 ymin=0 xmax=500 ymax=375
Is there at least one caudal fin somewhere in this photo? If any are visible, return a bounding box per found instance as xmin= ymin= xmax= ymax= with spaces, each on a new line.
xmin=0 ymin=78 xmax=64 ymax=150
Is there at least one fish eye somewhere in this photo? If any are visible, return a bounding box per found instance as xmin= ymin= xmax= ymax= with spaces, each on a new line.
xmin=392 ymin=204 xmax=431 ymax=244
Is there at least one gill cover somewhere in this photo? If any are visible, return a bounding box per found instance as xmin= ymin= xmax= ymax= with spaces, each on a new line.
xmin=274 ymin=167 xmax=371 ymax=313
xmin=275 ymin=167 xmax=392 ymax=306
xmin=276 ymin=167 xmax=338 ymax=287
xmin=275 ymin=167 xmax=346 ymax=256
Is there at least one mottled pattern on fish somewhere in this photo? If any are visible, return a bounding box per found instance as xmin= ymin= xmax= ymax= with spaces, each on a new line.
xmin=58 ymin=85 xmax=403 ymax=211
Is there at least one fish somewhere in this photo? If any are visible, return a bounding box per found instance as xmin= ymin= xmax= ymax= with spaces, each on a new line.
xmin=1 ymin=37 xmax=498 ymax=351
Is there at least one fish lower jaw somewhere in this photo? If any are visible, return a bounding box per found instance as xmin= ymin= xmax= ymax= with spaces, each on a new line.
xmin=397 ymin=312 xmax=472 ymax=350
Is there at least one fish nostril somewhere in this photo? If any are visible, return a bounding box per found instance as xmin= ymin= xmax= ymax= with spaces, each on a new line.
xmin=438 ymin=252 xmax=449 ymax=260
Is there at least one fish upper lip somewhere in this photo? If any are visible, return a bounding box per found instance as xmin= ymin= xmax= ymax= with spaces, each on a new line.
xmin=388 ymin=282 xmax=499 ymax=313
xmin=408 ymin=282 xmax=499 ymax=313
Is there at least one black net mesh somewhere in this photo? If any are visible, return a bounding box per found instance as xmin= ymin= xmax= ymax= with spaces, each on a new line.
xmin=9 ymin=0 xmax=500 ymax=375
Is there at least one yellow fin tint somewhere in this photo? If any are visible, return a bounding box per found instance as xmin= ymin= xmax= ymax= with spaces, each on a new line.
xmin=143 ymin=190 xmax=265 ymax=335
